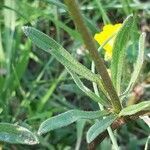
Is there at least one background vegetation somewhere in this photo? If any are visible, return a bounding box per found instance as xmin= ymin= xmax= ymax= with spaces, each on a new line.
xmin=0 ymin=0 xmax=150 ymax=149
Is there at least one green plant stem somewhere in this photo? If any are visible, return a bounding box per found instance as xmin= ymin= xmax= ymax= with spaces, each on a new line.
xmin=92 ymin=62 xmax=119 ymax=150
xmin=107 ymin=128 xmax=119 ymax=150
xmin=64 ymin=0 xmax=121 ymax=113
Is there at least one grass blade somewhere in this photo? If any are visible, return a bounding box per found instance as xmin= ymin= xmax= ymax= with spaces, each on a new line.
xmin=45 ymin=0 xmax=98 ymax=34
xmin=46 ymin=0 xmax=67 ymax=9
xmin=49 ymin=17 xmax=82 ymax=41
xmin=0 ymin=27 xmax=5 ymax=62
xmin=3 ymin=0 xmax=16 ymax=74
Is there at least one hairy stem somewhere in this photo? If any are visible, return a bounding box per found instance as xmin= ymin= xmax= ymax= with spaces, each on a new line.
xmin=88 ymin=110 xmax=150 ymax=149
xmin=64 ymin=0 xmax=122 ymax=113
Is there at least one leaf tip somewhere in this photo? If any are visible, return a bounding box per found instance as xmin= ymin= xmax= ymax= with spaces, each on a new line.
xmin=37 ymin=124 xmax=46 ymax=136
xmin=86 ymin=133 xmax=91 ymax=144
xmin=37 ymin=128 xmax=43 ymax=136
xmin=127 ymin=14 xmax=133 ymax=18
xmin=86 ymin=127 xmax=95 ymax=144
xmin=123 ymin=14 xmax=134 ymax=24
xmin=22 ymin=26 xmax=30 ymax=36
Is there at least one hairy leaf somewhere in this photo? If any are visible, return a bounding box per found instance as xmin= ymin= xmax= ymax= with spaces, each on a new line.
xmin=119 ymin=101 xmax=150 ymax=116
xmin=38 ymin=110 xmax=110 ymax=135
xmin=111 ymin=15 xmax=134 ymax=94
xmin=22 ymin=26 xmax=99 ymax=83
xmin=123 ymin=33 xmax=146 ymax=95
xmin=86 ymin=115 xmax=117 ymax=143
xmin=66 ymin=68 xmax=110 ymax=106
xmin=0 ymin=123 xmax=39 ymax=145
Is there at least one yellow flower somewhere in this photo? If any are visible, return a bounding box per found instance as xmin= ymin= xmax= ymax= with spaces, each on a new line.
xmin=94 ymin=24 xmax=122 ymax=60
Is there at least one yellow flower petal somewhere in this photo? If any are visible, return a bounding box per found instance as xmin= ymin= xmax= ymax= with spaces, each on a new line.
xmin=94 ymin=23 xmax=122 ymax=60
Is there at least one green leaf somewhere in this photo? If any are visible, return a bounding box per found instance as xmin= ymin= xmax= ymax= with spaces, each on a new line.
xmin=38 ymin=110 xmax=110 ymax=135
xmin=22 ymin=26 xmax=99 ymax=83
xmin=86 ymin=115 xmax=117 ymax=143
xmin=111 ymin=15 xmax=134 ymax=94
xmin=0 ymin=123 xmax=39 ymax=145
xmin=66 ymin=68 xmax=110 ymax=106
xmin=123 ymin=33 xmax=146 ymax=95
xmin=119 ymin=101 xmax=150 ymax=116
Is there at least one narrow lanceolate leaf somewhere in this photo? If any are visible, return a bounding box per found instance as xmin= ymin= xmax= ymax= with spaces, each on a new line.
xmin=23 ymin=26 xmax=99 ymax=83
xmin=123 ymin=33 xmax=146 ymax=95
xmin=111 ymin=15 xmax=134 ymax=94
xmin=38 ymin=110 xmax=110 ymax=135
xmin=119 ymin=101 xmax=150 ymax=117
xmin=86 ymin=115 xmax=117 ymax=143
xmin=66 ymin=68 xmax=110 ymax=106
xmin=0 ymin=123 xmax=39 ymax=145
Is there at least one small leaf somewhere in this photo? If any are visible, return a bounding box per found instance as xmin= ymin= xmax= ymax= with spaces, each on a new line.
xmin=119 ymin=101 xmax=150 ymax=116
xmin=0 ymin=123 xmax=39 ymax=145
xmin=22 ymin=26 xmax=99 ymax=83
xmin=111 ymin=15 xmax=134 ymax=94
xmin=123 ymin=33 xmax=146 ymax=95
xmin=66 ymin=68 xmax=110 ymax=106
xmin=86 ymin=115 xmax=117 ymax=143
xmin=38 ymin=110 xmax=110 ymax=135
